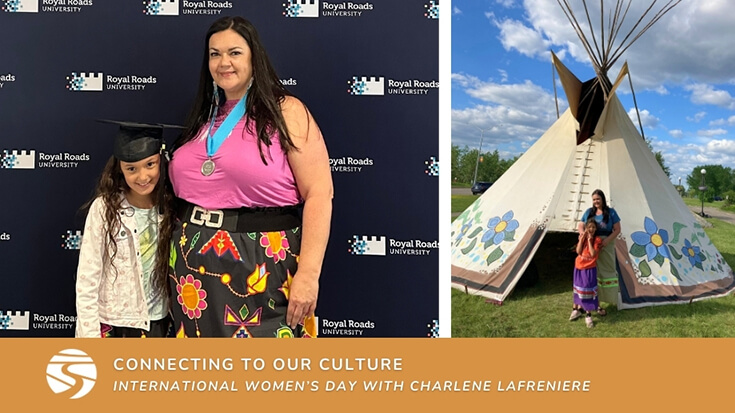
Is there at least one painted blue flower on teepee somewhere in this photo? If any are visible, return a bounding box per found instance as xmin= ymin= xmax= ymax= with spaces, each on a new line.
xmin=456 ymin=222 xmax=472 ymax=243
xmin=630 ymin=217 xmax=670 ymax=266
xmin=481 ymin=211 xmax=519 ymax=246
xmin=681 ymin=239 xmax=705 ymax=269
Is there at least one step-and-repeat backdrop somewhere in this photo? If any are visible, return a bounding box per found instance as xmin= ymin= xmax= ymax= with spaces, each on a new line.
xmin=0 ymin=0 xmax=439 ymax=337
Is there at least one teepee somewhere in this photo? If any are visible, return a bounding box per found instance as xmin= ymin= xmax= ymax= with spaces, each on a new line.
xmin=451 ymin=0 xmax=735 ymax=308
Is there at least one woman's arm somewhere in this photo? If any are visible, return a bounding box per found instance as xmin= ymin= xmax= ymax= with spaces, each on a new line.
xmin=75 ymin=198 xmax=106 ymax=338
xmin=602 ymin=222 xmax=621 ymax=247
xmin=282 ymin=96 xmax=334 ymax=330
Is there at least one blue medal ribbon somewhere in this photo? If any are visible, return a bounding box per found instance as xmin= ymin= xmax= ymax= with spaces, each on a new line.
xmin=206 ymin=90 xmax=248 ymax=158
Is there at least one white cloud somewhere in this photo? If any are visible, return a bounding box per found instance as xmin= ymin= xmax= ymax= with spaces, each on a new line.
xmin=495 ymin=0 xmax=515 ymax=8
xmin=494 ymin=1 xmax=735 ymax=88
xmin=669 ymin=129 xmax=683 ymax=138
xmin=709 ymin=116 xmax=735 ymax=126
xmin=706 ymin=139 xmax=735 ymax=155
xmin=451 ymin=76 xmax=561 ymax=155
xmin=453 ymin=6 xmax=461 ymax=15
xmin=696 ymin=128 xmax=727 ymax=137
xmin=652 ymin=85 xmax=670 ymax=95
xmin=653 ymin=140 xmax=735 ymax=187
xmin=452 ymin=73 xmax=478 ymax=88
xmin=627 ymin=108 xmax=659 ymax=128
xmin=452 ymin=74 xmax=558 ymax=112
xmin=686 ymin=111 xmax=707 ymax=123
xmin=498 ymin=69 xmax=508 ymax=83
xmin=493 ymin=17 xmax=550 ymax=58
xmin=685 ymin=83 xmax=735 ymax=109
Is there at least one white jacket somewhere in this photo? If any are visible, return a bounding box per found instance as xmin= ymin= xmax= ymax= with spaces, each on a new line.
xmin=75 ymin=196 xmax=167 ymax=337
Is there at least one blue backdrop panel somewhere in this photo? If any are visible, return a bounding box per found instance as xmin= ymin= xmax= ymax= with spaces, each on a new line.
xmin=0 ymin=0 xmax=439 ymax=337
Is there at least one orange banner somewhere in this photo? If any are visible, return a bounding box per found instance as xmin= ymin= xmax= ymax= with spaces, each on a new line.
xmin=1 ymin=338 xmax=730 ymax=411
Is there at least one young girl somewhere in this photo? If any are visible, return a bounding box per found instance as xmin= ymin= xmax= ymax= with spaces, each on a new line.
xmin=75 ymin=121 xmax=175 ymax=338
xmin=569 ymin=217 xmax=603 ymax=328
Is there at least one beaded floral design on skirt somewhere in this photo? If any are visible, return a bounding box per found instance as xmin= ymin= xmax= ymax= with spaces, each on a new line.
xmin=169 ymin=221 xmax=316 ymax=338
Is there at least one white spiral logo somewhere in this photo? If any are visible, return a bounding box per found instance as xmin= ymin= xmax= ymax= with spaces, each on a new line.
xmin=46 ymin=349 xmax=97 ymax=399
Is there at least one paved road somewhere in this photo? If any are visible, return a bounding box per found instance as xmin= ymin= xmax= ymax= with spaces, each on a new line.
xmin=688 ymin=205 xmax=735 ymax=226
xmin=452 ymin=187 xmax=472 ymax=196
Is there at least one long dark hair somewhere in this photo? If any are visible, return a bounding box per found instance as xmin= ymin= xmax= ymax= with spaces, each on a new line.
xmin=80 ymin=155 xmax=173 ymax=301
xmin=585 ymin=216 xmax=599 ymax=232
xmin=156 ymin=154 xmax=175 ymax=298
xmin=591 ymin=188 xmax=610 ymax=224
xmin=175 ymin=16 xmax=298 ymax=163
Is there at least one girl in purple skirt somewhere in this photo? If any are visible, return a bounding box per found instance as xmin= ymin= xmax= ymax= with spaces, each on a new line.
xmin=569 ymin=218 xmax=603 ymax=328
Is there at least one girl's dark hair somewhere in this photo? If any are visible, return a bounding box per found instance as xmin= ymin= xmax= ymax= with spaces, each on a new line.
xmin=155 ymin=155 xmax=175 ymax=299
xmin=591 ymin=188 xmax=610 ymax=224
xmin=80 ymin=155 xmax=172 ymax=301
xmin=175 ymin=16 xmax=298 ymax=163
xmin=585 ymin=216 xmax=599 ymax=230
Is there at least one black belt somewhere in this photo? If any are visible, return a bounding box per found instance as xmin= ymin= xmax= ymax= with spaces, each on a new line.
xmin=177 ymin=201 xmax=302 ymax=232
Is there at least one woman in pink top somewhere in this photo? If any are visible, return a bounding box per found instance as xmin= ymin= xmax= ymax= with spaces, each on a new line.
xmin=167 ymin=16 xmax=333 ymax=338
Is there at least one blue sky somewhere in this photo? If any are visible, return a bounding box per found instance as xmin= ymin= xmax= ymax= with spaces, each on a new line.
xmin=451 ymin=0 xmax=735 ymax=188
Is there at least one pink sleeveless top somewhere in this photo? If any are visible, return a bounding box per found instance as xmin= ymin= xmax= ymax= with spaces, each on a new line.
xmin=169 ymin=101 xmax=302 ymax=209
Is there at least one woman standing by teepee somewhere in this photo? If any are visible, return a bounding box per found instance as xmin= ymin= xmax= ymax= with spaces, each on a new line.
xmin=578 ymin=190 xmax=621 ymax=313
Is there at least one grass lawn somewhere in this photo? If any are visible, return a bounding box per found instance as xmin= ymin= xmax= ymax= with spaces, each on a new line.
xmin=452 ymin=195 xmax=477 ymax=215
xmin=451 ymin=197 xmax=735 ymax=337
xmin=681 ymin=196 xmax=735 ymax=213
xmin=681 ymin=197 xmax=722 ymax=209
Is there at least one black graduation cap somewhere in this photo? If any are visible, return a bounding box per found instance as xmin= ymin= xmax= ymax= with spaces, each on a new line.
xmin=97 ymin=120 xmax=183 ymax=162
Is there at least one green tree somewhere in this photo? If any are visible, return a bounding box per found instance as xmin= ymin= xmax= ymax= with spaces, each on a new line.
xmin=476 ymin=150 xmax=500 ymax=182
xmin=646 ymin=139 xmax=670 ymax=178
xmin=686 ymin=165 xmax=734 ymax=200
xmin=654 ymin=152 xmax=670 ymax=177
xmin=450 ymin=145 xmax=519 ymax=184
xmin=457 ymin=146 xmax=480 ymax=184
xmin=475 ymin=150 xmax=518 ymax=183
xmin=451 ymin=144 xmax=462 ymax=181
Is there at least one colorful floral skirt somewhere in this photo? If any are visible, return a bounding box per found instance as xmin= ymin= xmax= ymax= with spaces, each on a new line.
xmin=168 ymin=204 xmax=315 ymax=338
xmin=573 ymin=267 xmax=599 ymax=312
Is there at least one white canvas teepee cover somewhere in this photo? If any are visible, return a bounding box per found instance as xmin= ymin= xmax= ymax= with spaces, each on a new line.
xmin=451 ymin=94 xmax=735 ymax=307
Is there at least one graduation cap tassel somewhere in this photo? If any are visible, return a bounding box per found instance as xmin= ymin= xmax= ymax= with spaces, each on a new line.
xmin=157 ymin=153 xmax=171 ymax=216
xmin=160 ymin=143 xmax=170 ymax=162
